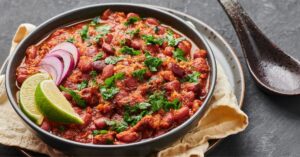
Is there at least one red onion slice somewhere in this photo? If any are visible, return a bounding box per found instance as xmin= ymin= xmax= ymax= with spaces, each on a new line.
xmin=47 ymin=50 xmax=75 ymax=83
xmin=50 ymin=42 xmax=79 ymax=65
xmin=40 ymin=56 xmax=64 ymax=85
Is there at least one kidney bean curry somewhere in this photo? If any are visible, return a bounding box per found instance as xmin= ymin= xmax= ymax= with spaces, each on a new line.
xmin=16 ymin=9 xmax=210 ymax=144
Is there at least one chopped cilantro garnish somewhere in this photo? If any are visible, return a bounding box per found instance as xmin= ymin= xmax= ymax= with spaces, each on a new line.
xmin=104 ymin=73 xmax=125 ymax=87
xmin=94 ymin=25 xmax=111 ymax=42
xmin=90 ymin=17 xmax=101 ymax=26
xmin=173 ymin=48 xmax=187 ymax=61
xmin=80 ymin=25 xmax=89 ymax=41
xmin=124 ymin=102 xmax=151 ymax=126
xmin=126 ymin=28 xmax=140 ymax=37
xmin=66 ymin=37 xmax=75 ymax=43
xmin=105 ymin=120 xmax=128 ymax=133
xmin=92 ymin=130 xmax=108 ymax=135
xmin=124 ymin=17 xmax=140 ymax=26
xmin=100 ymin=73 xmax=125 ymax=100
xmin=119 ymin=39 xmax=126 ymax=46
xmin=77 ymin=80 xmax=88 ymax=90
xmin=120 ymin=46 xmax=141 ymax=56
xmin=90 ymin=70 xmax=98 ymax=78
xmin=182 ymin=71 xmax=201 ymax=83
xmin=144 ymin=52 xmax=162 ymax=72
xmin=142 ymin=35 xmax=164 ymax=45
xmin=132 ymin=69 xmax=147 ymax=81
xmin=93 ymin=52 xmax=103 ymax=61
xmin=163 ymin=98 xmax=181 ymax=111
xmin=165 ymin=31 xmax=185 ymax=46
xmin=148 ymin=91 xmax=182 ymax=112
xmin=100 ymin=86 xmax=119 ymax=100
xmin=105 ymin=56 xmax=124 ymax=64
xmin=60 ymin=86 xmax=86 ymax=108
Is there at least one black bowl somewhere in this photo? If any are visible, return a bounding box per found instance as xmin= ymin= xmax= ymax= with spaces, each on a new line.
xmin=6 ymin=3 xmax=216 ymax=157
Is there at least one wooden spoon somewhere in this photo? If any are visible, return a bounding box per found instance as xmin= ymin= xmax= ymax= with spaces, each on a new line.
xmin=218 ymin=0 xmax=300 ymax=95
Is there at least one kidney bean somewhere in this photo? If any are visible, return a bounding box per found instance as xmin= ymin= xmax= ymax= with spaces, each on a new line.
xmin=163 ymin=46 xmax=174 ymax=56
xmin=93 ymin=132 xmax=115 ymax=144
xmin=86 ymin=46 xmax=97 ymax=56
xmin=130 ymin=39 xmax=142 ymax=50
xmin=94 ymin=117 xmax=108 ymax=129
xmin=173 ymin=107 xmax=190 ymax=123
xmin=192 ymin=58 xmax=210 ymax=73
xmin=105 ymin=34 xmax=113 ymax=44
xmin=124 ymin=77 xmax=138 ymax=91
xmin=193 ymin=49 xmax=207 ymax=58
xmin=182 ymin=91 xmax=195 ymax=101
xmin=80 ymin=87 xmax=100 ymax=106
xmin=116 ymin=131 xmax=140 ymax=143
xmin=183 ymin=82 xmax=201 ymax=92
xmin=127 ymin=13 xmax=140 ymax=19
xmin=145 ymin=45 xmax=160 ymax=54
xmin=62 ymin=91 xmax=72 ymax=101
xmin=78 ymin=56 xmax=93 ymax=73
xmin=102 ymin=43 xmax=115 ymax=55
xmin=16 ymin=74 xmax=28 ymax=84
xmin=92 ymin=60 xmax=106 ymax=72
xmin=145 ymin=17 xmax=160 ymax=25
xmin=164 ymin=80 xmax=180 ymax=92
xmin=178 ymin=40 xmax=192 ymax=55
xmin=171 ymin=63 xmax=185 ymax=78
xmin=101 ymin=9 xmax=112 ymax=20
xmin=41 ymin=120 xmax=51 ymax=131
xmin=160 ymin=112 xmax=174 ymax=129
xmin=156 ymin=25 xmax=166 ymax=35
xmin=101 ymin=64 xmax=114 ymax=79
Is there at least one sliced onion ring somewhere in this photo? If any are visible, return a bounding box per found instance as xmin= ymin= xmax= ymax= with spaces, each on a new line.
xmin=40 ymin=56 xmax=64 ymax=85
xmin=50 ymin=42 xmax=79 ymax=65
xmin=47 ymin=50 xmax=75 ymax=83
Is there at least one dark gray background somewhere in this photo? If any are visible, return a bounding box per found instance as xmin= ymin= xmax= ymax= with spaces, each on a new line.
xmin=1 ymin=0 xmax=300 ymax=156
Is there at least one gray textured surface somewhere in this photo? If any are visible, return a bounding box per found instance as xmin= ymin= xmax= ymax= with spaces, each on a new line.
xmin=0 ymin=0 xmax=300 ymax=156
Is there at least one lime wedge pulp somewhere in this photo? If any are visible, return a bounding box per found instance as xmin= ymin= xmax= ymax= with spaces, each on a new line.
xmin=19 ymin=73 xmax=50 ymax=125
xmin=35 ymin=80 xmax=83 ymax=124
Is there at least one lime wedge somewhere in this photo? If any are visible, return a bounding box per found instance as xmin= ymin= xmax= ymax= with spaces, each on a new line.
xmin=20 ymin=73 xmax=50 ymax=125
xmin=35 ymin=80 xmax=83 ymax=124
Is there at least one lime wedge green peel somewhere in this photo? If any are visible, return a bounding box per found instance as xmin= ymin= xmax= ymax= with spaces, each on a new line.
xmin=35 ymin=80 xmax=83 ymax=124
xmin=20 ymin=73 xmax=50 ymax=125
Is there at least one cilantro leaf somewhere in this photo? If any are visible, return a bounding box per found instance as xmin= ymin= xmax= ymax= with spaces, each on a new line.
xmin=105 ymin=56 xmax=124 ymax=64
xmin=77 ymin=80 xmax=88 ymax=90
xmin=126 ymin=28 xmax=140 ymax=37
xmin=144 ymin=52 xmax=163 ymax=72
xmin=100 ymin=86 xmax=119 ymax=100
xmin=173 ymin=48 xmax=187 ymax=61
xmin=163 ymin=98 xmax=181 ymax=111
xmin=80 ymin=25 xmax=89 ymax=41
xmin=94 ymin=25 xmax=111 ymax=42
xmin=66 ymin=37 xmax=75 ymax=43
xmin=90 ymin=17 xmax=101 ymax=26
xmin=124 ymin=17 xmax=140 ymax=26
xmin=142 ymin=35 xmax=164 ymax=45
xmin=120 ymin=46 xmax=141 ymax=56
xmin=123 ymin=102 xmax=151 ymax=126
xmin=93 ymin=52 xmax=103 ymax=61
xmin=105 ymin=120 xmax=128 ymax=133
xmin=60 ymin=86 xmax=86 ymax=108
xmin=165 ymin=31 xmax=185 ymax=46
xmin=182 ymin=71 xmax=201 ymax=83
xmin=92 ymin=130 xmax=108 ymax=135
xmin=90 ymin=70 xmax=98 ymax=78
xmin=132 ymin=69 xmax=147 ymax=81
xmin=104 ymin=72 xmax=125 ymax=87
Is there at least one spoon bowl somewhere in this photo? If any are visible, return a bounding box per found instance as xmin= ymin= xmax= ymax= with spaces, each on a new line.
xmin=218 ymin=0 xmax=300 ymax=95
